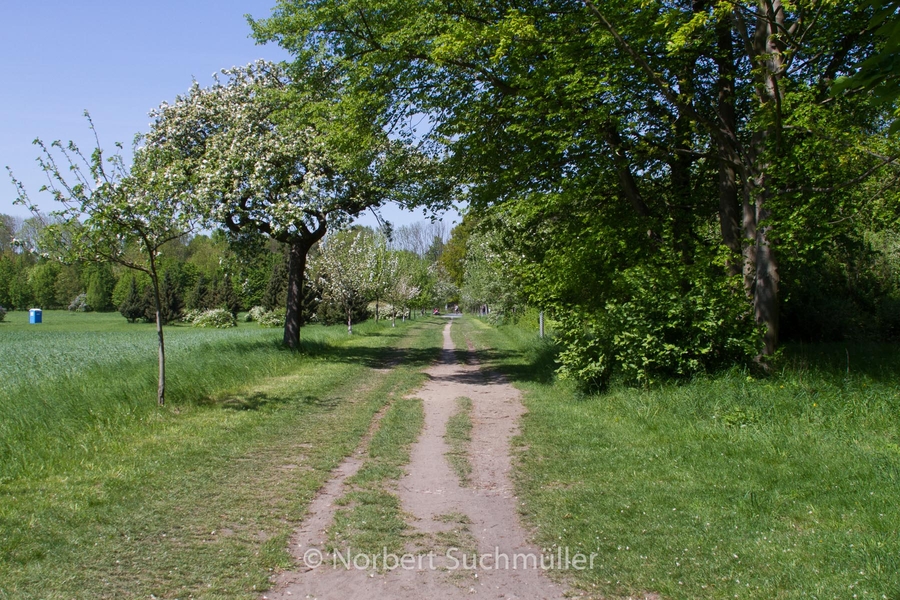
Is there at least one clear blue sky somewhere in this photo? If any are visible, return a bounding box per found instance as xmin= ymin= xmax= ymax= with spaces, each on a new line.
xmin=1 ymin=1 xmax=456 ymax=230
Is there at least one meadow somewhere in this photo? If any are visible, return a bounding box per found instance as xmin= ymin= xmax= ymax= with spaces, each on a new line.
xmin=3 ymin=310 xmax=899 ymax=599
xmin=1 ymin=311 xmax=335 ymax=481
xmin=452 ymin=318 xmax=900 ymax=600
xmin=0 ymin=310 xmax=443 ymax=599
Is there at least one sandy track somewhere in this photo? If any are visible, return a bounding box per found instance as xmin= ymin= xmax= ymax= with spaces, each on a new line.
xmin=263 ymin=320 xmax=564 ymax=600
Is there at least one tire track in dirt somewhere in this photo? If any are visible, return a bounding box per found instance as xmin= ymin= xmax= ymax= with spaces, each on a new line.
xmin=263 ymin=320 xmax=564 ymax=600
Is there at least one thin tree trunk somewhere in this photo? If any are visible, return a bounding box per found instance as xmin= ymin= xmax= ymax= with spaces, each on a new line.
xmin=748 ymin=0 xmax=784 ymax=357
xmin=347 ymin=305 xmax=353 ymax=335
xmin=149 ymin=259 xmax=165 ymax=407
xmin=603 ymin=122 xmax=653 ymax=219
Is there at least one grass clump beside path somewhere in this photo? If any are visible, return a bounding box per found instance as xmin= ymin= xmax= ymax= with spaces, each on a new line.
xmin=0 ymin=311 xmax=444 ymax=599
xmin=444 ymin=397 xmax=473 ymax=486
xmin=453 ymin=316 xmax=900 ymax=600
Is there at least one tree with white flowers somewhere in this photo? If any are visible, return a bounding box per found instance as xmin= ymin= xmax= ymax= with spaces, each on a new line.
xmin=383 ymin=254 xmax=421 ymax=327
xmin=144 ymin=61 xmax=433 ymax=348
xmin=312 ymin=228 xmax=377 ymax=334
xmin=8 ymin=114 xmax=200 ymax=406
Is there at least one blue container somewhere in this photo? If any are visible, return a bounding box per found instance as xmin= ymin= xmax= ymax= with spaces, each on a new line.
xmin=29 ymin=308 xmax=42 ymax=324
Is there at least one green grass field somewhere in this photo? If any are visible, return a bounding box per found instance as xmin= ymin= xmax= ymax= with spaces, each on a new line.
xmin=4 ymin=311 xmax=899 ymax=599
xmin=0 ymin=310 xmax=443 ymax=599
xmin=453 ymin=317 xmax=900 ymax=600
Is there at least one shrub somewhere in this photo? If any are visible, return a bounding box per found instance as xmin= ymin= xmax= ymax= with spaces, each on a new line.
xmin=68 ymin=293 xmax=92 ymax=312
xmin=182 ymin=309 xmax=202 ymax=324
xmin=191 ymin=308 xmax=237 ymax=328
xmin=553 ymin=263 xmax=760 ymax=389
xmin=257 ymin=308 xmax=286 ymax=328
xmin=0 ymin=305 xmax=6 ymax=322
xmin=246 ymin=305 xmax=267 ymax=322
xmin=554 ymin=312 xmax=610 ymax=390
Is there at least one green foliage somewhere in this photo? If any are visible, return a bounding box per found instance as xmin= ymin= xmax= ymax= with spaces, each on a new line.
xmin=833 ymin=0 xmax=900 ymax=133
xmin=6 ymin=265 xmax=33 ymax=310
xmin=439 ymin=215 xmax=477 ymax=289
xmin=28 ymin=261 xmax=61 ymax=308
xmin=554 ymin=313 xmax=610 ymax=390
xmin=261 ymin=255 xmax=288 ymax=311
xmin=118 ymin=276 xmax=145 ymax=323
xmin=460 ymin=224 xmax=521 ymax=317
xmin=254 ymin=0 xmax=900 ymax=360
xmin=555 ymin=264 xmax=759 ymax=388
xmin=159 ymin=270 xmax=184 ymax=325
xmin=0 ymin=305 xmax=6 ymax=322
xmin=53 ymin=265 xmax=83 ymax=308
xmin=84 ymin=263 xmax=115 ymax=311
xmin=216 ymin=272 xmax=241 ymax=316
xmin=190 ymin=308 xmax=237 ymax=329
xmin=186 ymin=273 xmax=211 ymax=311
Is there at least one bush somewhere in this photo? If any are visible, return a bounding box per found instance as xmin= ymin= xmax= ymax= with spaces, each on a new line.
xmin=182 ymin=309 xmax=202 ymax=324
xmin=68 ymin=293 xmax=92 ymax=312
xmin=190 ymin=308 xmax=237 ymax=328
xmin=246 ymin=305 xmax=267 ymax=322
xmin=0 ymin=305 xmax=6 ymax=322
xmin=553 ymin=264 xmax=760 ymax=389
xmin=257 ymin=308 xmax=286 ymax=328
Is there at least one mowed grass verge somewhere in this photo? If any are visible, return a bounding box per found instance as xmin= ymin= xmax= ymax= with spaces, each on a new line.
xmin=453 ymin=316 xmax=900 ymax=600
xmin=0 ymin=311 xmax=443 ymax=599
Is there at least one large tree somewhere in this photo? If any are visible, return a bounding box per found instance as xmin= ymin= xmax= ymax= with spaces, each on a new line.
xmin=144 ymin=61 xmax=441 ymax=348
xmin=253 ymin=0 xmax=900 ymax=359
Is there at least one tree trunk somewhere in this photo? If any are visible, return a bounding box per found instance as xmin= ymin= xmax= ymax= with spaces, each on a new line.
xmin=347 ymin=305 xmax=353 ymax=335
xmin=283 ymin=240 xmax=308 ymax=349
xmin=603 ymin=122 xmax=653 ymax=218
xmin=714 ymin=12 xmax=743 ymax=276
xmin=755 ymin=208 xmax=780 ymax=355
xmin=149 ymin=260 xmax=166 ymax=407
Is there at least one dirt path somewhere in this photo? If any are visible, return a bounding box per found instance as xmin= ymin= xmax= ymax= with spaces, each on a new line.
xmin=263 ymin=320 xmax=564 ymax=600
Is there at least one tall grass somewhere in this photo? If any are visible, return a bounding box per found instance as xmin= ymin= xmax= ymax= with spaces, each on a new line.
xmin=1 ymin=311 xmax=358 ymax=481
xmin=0 ymin=312 xmax=444 ymax=599
xmin=455 ymin=317 xmax=900 ymax=600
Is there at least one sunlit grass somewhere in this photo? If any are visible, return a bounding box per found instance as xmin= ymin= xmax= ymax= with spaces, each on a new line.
xmin=0 ymin=311 xmax=344 ymax=481
xmin=455 ymin=316 xmax=900 ymax=600
xmin=0 ymin=312 xmax=443 ymax=599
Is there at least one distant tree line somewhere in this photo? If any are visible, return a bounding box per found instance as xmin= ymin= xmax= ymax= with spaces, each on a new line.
xmin=0 ymin=214 xmax=458 ymax=327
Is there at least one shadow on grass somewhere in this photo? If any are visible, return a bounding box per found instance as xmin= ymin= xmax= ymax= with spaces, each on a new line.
xmin=210 ymin=392 xmax=343 ymax=412
xmin=201 ymin=321 xmax=560 ymax=392
xmin=458 ymin=341 xmax=559 ymax=386
xmin=781 ymin=341 xmax=900 ymax=383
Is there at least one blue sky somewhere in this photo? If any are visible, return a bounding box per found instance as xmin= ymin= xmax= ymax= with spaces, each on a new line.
xmin=1 ymin=1 xmax=455 ymax=230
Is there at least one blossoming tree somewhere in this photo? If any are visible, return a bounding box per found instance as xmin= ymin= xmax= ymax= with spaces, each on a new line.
xmin=312 ymin=228 xmax=377 ymax=334
xmin=144 ymin=61 xmax=429 ymax=348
